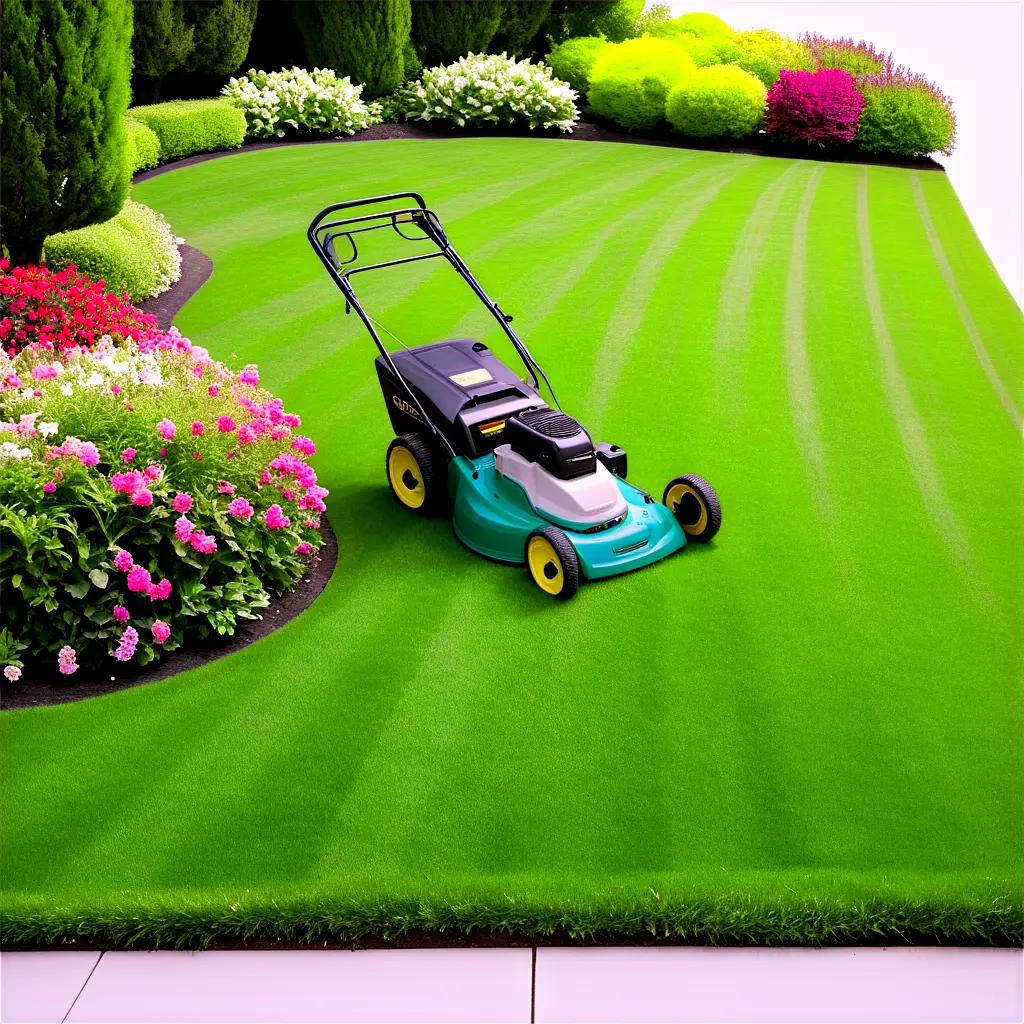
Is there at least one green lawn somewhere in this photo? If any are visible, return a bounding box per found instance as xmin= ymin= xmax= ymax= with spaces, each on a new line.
xmin=2 ymin=139 xmax=1022 ymax=947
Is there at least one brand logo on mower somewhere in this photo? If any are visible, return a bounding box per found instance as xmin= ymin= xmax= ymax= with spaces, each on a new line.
xmin=392 ymin=394 xmax=424 ymax=422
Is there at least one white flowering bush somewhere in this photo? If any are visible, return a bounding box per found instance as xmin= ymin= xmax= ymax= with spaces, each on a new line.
xmin=222 ymin=67 xmax=381 ymax=139
xmin=403 ymin=53 xmax=579 ymax=131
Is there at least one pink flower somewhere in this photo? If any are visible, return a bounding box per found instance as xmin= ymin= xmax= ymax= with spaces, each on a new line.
xmin=208 ymin=385 xmax=220 ymax=398
xmin=282 ymin=413 xmax=300 ymax=428
xmin=238 ymin=364 xmax=260 ymax=386
xmin=151 ymin=620 xmax=170 ymax=645
xmin=175 ymin=515 xmax=194 ymax=542
xmin=143 ymin=464 xmax=162 ymax=481
xmin=172 ymin=492 xmax=193 ymax=514
xmin=264 ymin=504 xmax=290 ymax=530
xmin=77 ymin=441 xmax=100 ymax=468
xmin=31 ymin=364 xmax=58 ymax=381
xmin=111 ymin=384 xmax=122 ymax=396
xmin=127 ymin=566 xmax=152 ymax=593
xmin=156 ymin=418 xmax=176 ymax=441
xmin=131 ymin=488 xmax=154 ymax=507
xmin=121 ymin=447 xmax=137 ymax=463
xmin=217 ymin=481 xmax=236 ymax=495
xmin=228 ymin=497 xmax=254 ymax=520
xmin=260 ymin=470 xmax=272 ymax=485
xmin=113 ymin=548 xmax=134 ymax=572
xmin=57 ymin=645 xmax=78 ymax=675
xmin=113 ymin=605 xmax=130 ymax=623
xmin=237 ymin=424 xmax=258 ymax=445
xmin=291 ymin=436 xmax=316 ymax=456
xmin=192 ymin=451 xmax=203 ymax=461
xmin=270 ymin=425 xmax=290 ymax=441
xmin=295 ymin=541 xmax=313 ymax=556
xmin=113 ymin=626 xmax=139 ymax=662
xmin=191 ymin=420 xmax=204 ymax=436
xmin=111 ymin=470 xmax=144 ymax=494
xmin=148 ymin=578 xmax=172 ymax=601
xmin=189 ymin=531 xmax=217 ymax=554
xmin=159 ymin=447 xmax=167 ymax=458
xmin=217 ymin=415 xmax=235 ymax=433
xmin=42 ymin=481 xmax=57 ymax=494
xmin=4 ymin=665 xmax=21 ymax=682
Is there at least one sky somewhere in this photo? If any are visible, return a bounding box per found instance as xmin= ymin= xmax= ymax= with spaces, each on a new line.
xmin=663 ymin=0 xmax=1024 ymax=308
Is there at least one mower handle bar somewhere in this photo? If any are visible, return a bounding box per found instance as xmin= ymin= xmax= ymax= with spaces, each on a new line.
xmin=307 ymin=193 xmax=560 ymax=455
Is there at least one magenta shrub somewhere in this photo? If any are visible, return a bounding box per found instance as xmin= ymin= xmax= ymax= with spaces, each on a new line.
xmin=764 ymin=68 xmax=864 ymax=145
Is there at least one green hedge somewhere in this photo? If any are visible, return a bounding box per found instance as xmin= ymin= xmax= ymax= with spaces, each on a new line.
xmin=857 ymin=81 xmax=956 ymax=156
xmin=545 ymin=36 xmax=609 ymax=96
xmin=125 ymin=116 xmax=161 ymax=174
xmin=665 ymin=64 xmax=766 ymax=138
xmin=127 ymin=97 xmax=246 ymax=161
xmin=588 ymin=37 xmax=696 ymax=130
xmin=44 ymin=200 xmax=181 ymax=301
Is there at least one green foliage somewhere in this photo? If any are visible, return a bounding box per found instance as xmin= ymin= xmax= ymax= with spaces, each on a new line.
xmin=0 ymin=0 xmax=133 ymax=268
xmin=491 ymin=1 xmax=552 ymax=57
xmin=659 ymin=11 xmax=733 ymax=38
xmin=545 ymin=36 xmax=609 ymax=96
xmin=185 ymin=0 xmax=258 ymax=75
xmin=635 ymin=2 xmax=672 ymax=37
xmin=411 ymin=0 xmax=503 ymax=66
xmin=128 ymin=98 xmax=246 ymax=160
xmin=44 ymin=200 xmax=182 ymax=302
xmin=665 ymin=63 xmax=766 ymax=138
xmin=402 ymin=36 xmax=424 ymax=83
xmin=125 ymin=117 xmax=161 ymax=174
xmin=588 ymin=37 xmax=695 ymax=130
xmin=732 ymin=29 xmax=814 ymax=86
xmin=292 ymin=0 xmax=411 ymax=98
xmin=131 ymin=0 xmax=193 ymax=85
xmin=857 ymin=82 xmax=956 ymax=156
xmin=587 ymin=0 xmax=643 ymax=42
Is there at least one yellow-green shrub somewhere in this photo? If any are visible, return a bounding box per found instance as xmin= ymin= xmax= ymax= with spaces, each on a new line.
xmin=665 ymin=64 xmax=766 ymax=138
xmin=545 ymin=36 xmax=610 ymax=96
xmin=732 ymin=29 xmax=814 ymax=85
xmin=660 ymin=12 xmax=734 ymax=38
xmin=125 ymin=117 xmax=161 ymax=174
xmin=588 ymin=37 xmax=696 ymax=130
xmin=127 ymin=98 xmax=246 ymax=161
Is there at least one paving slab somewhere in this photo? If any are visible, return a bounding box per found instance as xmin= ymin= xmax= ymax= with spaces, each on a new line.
xmin=0 ymin=951 xmax=102 ymax=1024
xmin=64 ymin=948 xmax=531 ymax=1023
xmin=534 ymin=946 xmax=1024 ymax=1023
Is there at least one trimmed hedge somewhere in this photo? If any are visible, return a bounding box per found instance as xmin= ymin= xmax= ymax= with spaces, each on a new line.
xmin=127 ymin=98 xmax=246 ymax=161
xmin=857 ymin=77 xmax=956 ymax=156
xmin=588 ymin=37 xmax=696 ymax=130
xmin=665 ymin=64 xmax=766 ymax=138
xmin=125 ymin=117 xmax=161 ymax=174
xmin=44 ymin=200 xmax=182 ymax=302
xmin=545 ymin=36 xmax=609 ymax=96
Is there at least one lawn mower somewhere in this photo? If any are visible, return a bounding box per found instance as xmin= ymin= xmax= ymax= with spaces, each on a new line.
xmin=308 ymin=193 xmax=721 ymax=600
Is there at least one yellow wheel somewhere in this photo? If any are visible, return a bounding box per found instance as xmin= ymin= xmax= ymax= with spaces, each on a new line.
xmin=663 ymin=474 xmax=721 ymax=543
xmin=525 ymin=527 xmax=580 ymax=600
xmin=386 ymin=434 xmax=438 ymax=514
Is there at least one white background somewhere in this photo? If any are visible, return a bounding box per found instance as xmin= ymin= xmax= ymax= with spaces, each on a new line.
xmin=663 ymin=0 xmax=1024 ymax=308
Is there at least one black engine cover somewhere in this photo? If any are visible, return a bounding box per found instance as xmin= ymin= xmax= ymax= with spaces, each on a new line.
xmin=505 ymin=409 xmax=596 ymax=480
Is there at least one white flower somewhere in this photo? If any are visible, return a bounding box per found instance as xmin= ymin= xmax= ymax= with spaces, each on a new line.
xmin=60 ymin=383 xmax=73 ymax=396
xmin=3 ymin=665 xmax=21 ymax=682
xmin=38 ymin=421 xmax=58 ymax=437
xmin=0 ymin=441 xmax=33 ymax=460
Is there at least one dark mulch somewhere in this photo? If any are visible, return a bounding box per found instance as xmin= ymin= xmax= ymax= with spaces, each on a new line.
xmin=139 ymin=243 xmax=212 ymax=330
xmin=133 ymin=117 xmax=944 ymax=184
xmin=0 ymin=516 xmax=338 ymax=711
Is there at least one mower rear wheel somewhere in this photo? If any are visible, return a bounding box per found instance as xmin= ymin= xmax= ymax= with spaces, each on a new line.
xmin=525 ymin=527 xmax=580 ymax=601
xmin=663 ymin=474 xmax=721 ymax=543
xmin=386 ymin=434 xmax=439 ymax=514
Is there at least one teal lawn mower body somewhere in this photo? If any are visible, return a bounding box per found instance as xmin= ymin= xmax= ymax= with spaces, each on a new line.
xmin=309 ymin=193 xmax=721 ymax=600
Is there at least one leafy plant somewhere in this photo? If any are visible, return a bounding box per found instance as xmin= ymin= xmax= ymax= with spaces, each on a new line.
xmin=665 ymin=64 xmax=766 ymax=138
xmin=223 ymin=67 xmax=380 ymax=139
xmin=411 ymin=0 xmax=503 ymax=66
xmin=128 ymin=98 xmax=247 ymax=160
xmin=491 ymin=1 xmax=553 ymax=57
xmin=856 ymin=69 xmax=956 ymax=156
xmin=0 ymin=0 xmax=133 ymax=266
xmin=731 ymin=29 xmax=814 ymax=86
xmin=125 ymin=117 xmax=162 ymax=174
xmin=764 ymin=67 xmax=864 ymax=145
xmin=654 ymin=11 xmax=734 ymax=39
xmin=801 ymin=34 xmax=890 ymax=77
xmin=184 ymin=0 xmax=258 ymax=76
xmin=545 ymin=36 xmax=610 ymax=96
xmin=44 ymin=201 xmax=182 ymax=303
xmin=403 ymin=52 xmax=578 ymax=131
xmin=0 ymin=300 xmax=327 ymax=675
xmin=131 ymin=0 xmax=193 ymax=100
xmin=588 ymin=37 xmax=696 ymax=131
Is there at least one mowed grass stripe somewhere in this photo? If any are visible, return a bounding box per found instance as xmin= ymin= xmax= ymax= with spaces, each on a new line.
xmin=909 ymin=173 xmax=1022 ymax=431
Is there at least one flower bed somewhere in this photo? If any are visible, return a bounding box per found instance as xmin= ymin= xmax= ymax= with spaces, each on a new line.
xmin=0 ymin=262 xmax=327 ymax=678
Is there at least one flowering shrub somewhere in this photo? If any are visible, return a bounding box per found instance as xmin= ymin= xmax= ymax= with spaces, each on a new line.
xmin=857 ymin=69 xmax=956 ymax=156
xmin=545 ymin=36 xmax=610 ymax=97
xmin=800 ymin=34 xmax=890 ymax=78
xmin=0 ymin=275 xmax=327 ymax=676
xmin=764 ymin=68 xmax=864 ymax=145
xmin=223 ymin=67 xmax=381 ymax=139
xmin=44 ymin=201 xmax=182 ymax=303
xmin=403 ymin=53 xmax=579 ymax=131
xmin=1 ymin=262 xmax=155 ymax=358
xmin=588 ymin=37 xmax=696 ymax=131
xmin=665 ymin=65 xmax=766 ymax=138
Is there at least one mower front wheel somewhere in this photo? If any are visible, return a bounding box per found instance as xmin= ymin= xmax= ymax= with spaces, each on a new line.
xmin=525 ymin=527 xmax=580 ymax=601
xmin=386 ymin=434 xmax=440 ymax=514
xmin=663 ymin=474 xmax=722 ymax=543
